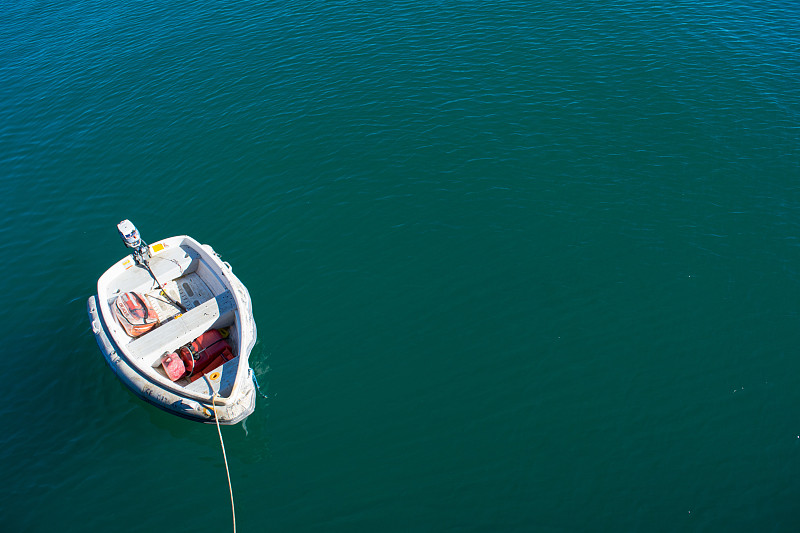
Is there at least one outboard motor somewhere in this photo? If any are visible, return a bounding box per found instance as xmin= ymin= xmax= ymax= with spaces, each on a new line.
xmin=117 ymin=219 xmax=151 ymax=266
xmin=116 ymin=219 xmax=187 ymax=313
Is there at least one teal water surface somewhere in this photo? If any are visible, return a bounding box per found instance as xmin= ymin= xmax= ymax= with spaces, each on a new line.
xmin=2 ymin=1 xmax=799 ymax=531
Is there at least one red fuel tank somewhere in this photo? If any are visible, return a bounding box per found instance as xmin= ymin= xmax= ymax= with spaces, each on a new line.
xmin=180 ymin=329 xmax=230 ymax=379
xmin=188 ymin=346 xmax=235 ymax=382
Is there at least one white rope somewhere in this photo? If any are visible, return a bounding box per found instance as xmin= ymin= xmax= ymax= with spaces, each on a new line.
xmin=212 ymin=393 xmax=236 ymax=533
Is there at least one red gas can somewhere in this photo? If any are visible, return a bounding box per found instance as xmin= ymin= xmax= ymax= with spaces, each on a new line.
xmin=161 ymin=352 xmax=186 ymax=381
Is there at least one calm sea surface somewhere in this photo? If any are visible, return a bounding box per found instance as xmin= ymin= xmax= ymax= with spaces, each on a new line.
xmin=2 ymin=1 xmax=799 ymax=531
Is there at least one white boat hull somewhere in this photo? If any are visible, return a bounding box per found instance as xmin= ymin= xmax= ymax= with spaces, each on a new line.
xmin=87 ymin=235 xmax=258 ymax=425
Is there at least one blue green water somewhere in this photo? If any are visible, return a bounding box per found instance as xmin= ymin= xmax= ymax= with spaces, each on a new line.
xmin=2 ymin=1 xmax=799 ymax=530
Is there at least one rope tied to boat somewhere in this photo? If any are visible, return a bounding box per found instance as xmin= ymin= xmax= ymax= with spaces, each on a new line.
xmin=211 ymin=391 xmax=236 ymax=533
xmin=252 ymin=369 xmax=269 ymax=399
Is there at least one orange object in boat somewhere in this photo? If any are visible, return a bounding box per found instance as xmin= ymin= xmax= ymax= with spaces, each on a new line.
xmin=113 ymin=292 xmax=158 ymax=337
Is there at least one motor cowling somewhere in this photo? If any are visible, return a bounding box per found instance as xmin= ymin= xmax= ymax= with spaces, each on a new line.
xmin=117 ymin=219 xmax=141 ymax=249
xmin=117 ymin=219 xmax=151 ymax=265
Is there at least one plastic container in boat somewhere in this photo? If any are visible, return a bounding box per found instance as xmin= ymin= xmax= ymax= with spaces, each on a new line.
xmin=161 ymin=352 xmax=186 ymax=381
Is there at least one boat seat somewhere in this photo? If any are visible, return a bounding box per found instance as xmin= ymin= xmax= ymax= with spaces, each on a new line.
xmin=127 ymin=291 xmax=236 ymax=364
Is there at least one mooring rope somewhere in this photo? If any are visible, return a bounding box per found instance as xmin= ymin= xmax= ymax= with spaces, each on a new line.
xmin=252 ymin=369 xmax=269 ymax=399
xmin=212 ymin=393 xmax=236 ymax=533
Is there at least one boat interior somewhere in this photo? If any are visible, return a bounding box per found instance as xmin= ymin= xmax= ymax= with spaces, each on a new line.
xmin=100 ymin=240 xmax=242 ymax=397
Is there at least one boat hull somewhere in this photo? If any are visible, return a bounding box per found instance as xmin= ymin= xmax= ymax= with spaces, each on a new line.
xmin=87 ymin=235 xmax=258 ymax=425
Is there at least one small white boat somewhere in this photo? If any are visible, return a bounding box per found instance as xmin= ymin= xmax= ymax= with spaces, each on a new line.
xmin=87 ymin=221 xmax=258 ymax=424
